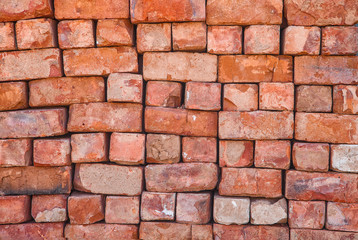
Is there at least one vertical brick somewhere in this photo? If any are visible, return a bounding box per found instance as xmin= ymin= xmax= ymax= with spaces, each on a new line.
xmin=288 ymin=200 xmax=325 ymax=229
xmin=185 ymin=82 xmax=221 ymax=111
xmin=223 ymin=84 xmax=258 ymax=111
xmin=0 ymin=22 xmax=16 ymax=51
xmin=96 ymin=19 xmax=134 ymax=47
xmin=333 ymin=85 xmax=358 ymax=114
xmin=296 ymin=85 xmax=332 ymax=112
xmin=176 ymin=193 xmax=211 ymax=224
xmin=58 ymin=20 xmax=94 ymax=49
xmin=0 ymin=0 xmax=53 ymax=22
xmin=172 ymin=22 xmax=206 ymax=51
xmin=182 ymin=137 xmax=217 ymax=163
xmin=213 ymin=195 xmax=250 ymax=225
xmin=250 ymin=198 xmax=287 ymax=225
xmin=0 ymin=139 xmax=32 ymax=167
xmin=327 ymin=202 xmax=358 ymax=232
xmin=255 ymin=140 xmax=291 ymax=170
xmin=282 ymin=26 xmax=320 ymax=55
xmin=331 ymin=144 xmax=358 ymax=173
xmin=137 ymin=23 xmax=171 ymax=53
xmin=107 ymin=73 xmax=143 ymax=103
xmin=65 ymin=224 xmax=138 ymax=240
xmin=139 ymin=222 xmax=191 ymax=240
xmin=208 ymin=26 xmax=242 ymax=54
xmin=0 ymin=195 xmax=31 ymax=224
xmin=34 ymin=138 xmax=71 ymax=166
xmin=146 ymin=81 xmax=182 ymax=108
xmin=244 ymin=25 xmax=280 ymax=55
xmin=71 ymin=133 xmax=108 ymax=163
xmin=110 ymin=133 xmax=145 ymax=165
xmin=259 ymin=82 xmax=294 ymax=111
xmin=322 ymin=27 xmax=358 ymax=55
xmin=32 ymin=195 xmax=68 ymax=223
xmin=68 ymin=192 xmax=104 ymax=224
xmin=219 ymin=140 xmax=253 ymax=167
xmin=292 ymin=143 xmax=329 ymax=172
xmin=105 ymin=196 xmax=140 ymax=224
xmin=146 ymin=134 xmax=180 ymax=164
xmin=141 ymin=192 xmax=176 ymax=221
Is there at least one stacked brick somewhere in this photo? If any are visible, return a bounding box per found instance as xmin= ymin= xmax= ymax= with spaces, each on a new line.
xmin=0 ymin=0 xmax=357 ymax=239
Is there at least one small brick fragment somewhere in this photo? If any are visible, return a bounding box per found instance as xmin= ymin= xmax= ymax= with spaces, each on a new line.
xmin=213 ymin=195 xmax=250 ymax=225
xmin=0 ymin=139 xmax=32 ymax=167
xmin=68 ymin=192 xmax=104 ymax=224
xmin=32 ymin=195 xmax=68 ymax=223
xmin=292 ymin=143 xmax=329 ymax=172
xmin=251 ymin=198 xmax=287 ymax=225
xmin=146 ymin=134 xmax=180 ymax=164
xmin=71 ymin=133 xmax=108 ymax=163
xmin=137 ymin=23 xmax=171 ymax=53
xmin=58 ymin=20 xmax=94 ymax=49
xmin=290 ymin=229 xmax=358 ymax=240
xmin=182 ymin=137 xmax=217 ymax=163
xmin=96 ymin=19 xmax=134 ymax=47
xmin=110 ymin=133 xmax=145 ymax=165
xmin=255 ymin=140 xmax=290 ymax=170
xmin=185 ymin=82 xmax=221 ymax=111
xmin=331 ymin=145 xmax=358 ymax=173
xmin=223 ymin=84 xmax=258 ymax=111
xmin=333 ymin=85 xmax=358 ymax=114
xmin=192 ymin=225 xmax=213 ymax=240
xmin=327 ymin=202 xmax=358 ymax=232
xmin=0 ymin=195 xmax=31 ymax=224
xmin=146 ymin=81 xmax=182 ymax=108
xmin=139 ymin=222 xmax=191 ymax=240
xmin=105 ymin=196 xmax=139 ymax=224
xmin=141 ymin=192 xmax=176 ymax=221
xmin=0 ymin=22 xmax=15 ymax=51
xmin=288 ymin=200 xmax=325 ymax=229
xmin=176 ymin=193 xmax=211 ymax=224
xmin=0 ymin=223 xmax=65 ymax=240
xmin=208 ymin=26 xmax=242 ymax=54
xmin=244 ymin=25 xmax=280 ymax=55
xmin=296 ymin=85 xmax=332 ymax=112
xmin=282 ymin=26 xmax=320 ymax=55
xmin=219 ymin=140 xmax=253 ymax=167
xmin=34 ymin=138 xmax=71 ymax=166
xmin=107 ymin=73 xmax=143 ymax=103
xmin=65 ymin=224 xmax=138 ymax=240
xmin=322 ymin=27 xmax=358 ymax=55
xmin=172 ymin=22 xmax=206 ymax=51
xmin=0 ymin=0 xmax=53 ymax=22
xmin=259 ymin=82 xmax=294 ymax=111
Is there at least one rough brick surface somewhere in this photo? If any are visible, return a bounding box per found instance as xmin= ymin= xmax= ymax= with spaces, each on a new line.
xmin=110 ymin=133 xmax=145 ymax=165
xmin=139 ymin=222 xmax=191 ymax=240
xmin=105 ymin=196 xmax=140 ymax=224
xmin=65 ymin=224 xmax=138 ymax=240
xmin=296 ymin=85 xmax=332 ymax=112
xmin=0 ymin=139 xmax=32 ymax=167
xmin=326 ymin=202 xmax=358 ymax=232
xmin=333 ymin=85 xmax=358 ymax=114
xmin=172 ymin=22 xmax=207 ymax=51
xmin=68 ymin=192 xmax=104 ymax=224
xmin=107 ymin=73 xmax=143 ymax=103
xmin=282 ymin=26 xmax=320 ymax=55
xmin=176 ymin=193 xmax=211 ymax=224
xmin=182 ymin=137 xmax=217 ymax=163
xmin=0 ymin=0 xmax=53 ymax=22
xmin=292 ymin=143 xmax=329 ymax=172
xmin=58 ymin=20 xmax=94 ymax=49
xmin=288 ymin=200 xmax=325 ymax=229
xmin=0 ymin=195 xmax=31 ymax=224
xmin=244 ymin=25 xmax=280 ymax=55
xmin=0 ymin=223 xmax=65 ymax=240
xmin=255 ymin=140 xmax=291 ymax=170
xmin=219 ymin=140 xmax=253 ymax=167
xmin=96 ymin=19 xmax=134 ymax=47
xmin=208 ymin=26 xmax=242 ymax=54
xmin=145 ymin=81 xmax=182 ymax=108
xmin=214 ymin=195 xmax=250 ymax=225
xmin=0 ymin=22 xmax=16 ymax=51
xmin=33 ymin=138 xmax=71 ymax=166
xmin=140 ymin=192 xmax=176 ymax=221
xmin=223 ymin=84 xmax=258 ymax=111
xmin=322 ymin=27 xmax=358 ymax=55
xmin=137 ymin=23 xmax=171 ymax=53
xmin=32 ymin=195 xmax=68 ymax=223
xmin=71 ymin=133 xmax=108 ymax=163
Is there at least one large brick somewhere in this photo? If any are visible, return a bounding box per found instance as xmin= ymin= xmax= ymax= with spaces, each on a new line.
xmin=139 ymin=222 xmax=191 ymax=240
xmin=0 ymin=166 xmax=72 ymax=195
xmin=294 ymin=56 xmax=358 ymax=85
xmin=32 ymin=195 xmax=68 ymax=223
xmin=0 ymin=223 xmax=65 ymax=240
xmin=322 ymin=27 xmax=358 ymax=55
xmin=0 ymin=49 xmax=62 ymax=81
xmin=65 ymin=224 xmax=138 ymax=240
xmin=295 ymin=112 xmax=358 ymax=144
xmin=0 ymin=0 xmax=53 ymax=22
xmin=219 ymin=55 xmax=293 ymax=83
xmin=0 ymin=139 xmax=32 ymax=167
xmin=74 ymin=164 xmax=143 ymax=195
xmin=63 ymin=47 xmax=138 ymax=76
xmin=145 ymin=163 xmax=218 ymax=192
xmin=143 ymin=52 xmax=217 ymax=82
xmin=0 ymin=196 xmax=31 ymax=224
xmin=0 ymin=22 xmax=16 ymax=51
xmin=145 ymin=107 xmax=217 ymax=137
xmin=288 ymin=200 xmax=325 ymax=229
xmin=96 ymin=19 xmax=134 ymax=47
xmin=130 ymin=0 xmax=205 ymax=23
xmin=333 ymin=85 xmax=358 ymax=114
xmin=285 ymin=170 xmax=358 ymax=203
xmin=219 ymin=168 xmax=282 ymax=198
xmin=290 ymin=229 xmax=358 ymax=240
xmin=331 ymin=144 xmax=358 ymax=173
xmin=219 ymin=111 xmax=294 ymax=140
xmin=0 ymin=82 xmax=28 ymax=111
xmin=0 ymin=108 xmax=67 ymax=139
xmin=58 ymin=20 xmax=94 ymax=49
xmin=68 ymin=103 xmax=142 ymax=133
xmin=207 ymin=0 xmax=282 ymax=25
xmin=327 ymin=202 xmax=358 ymax=232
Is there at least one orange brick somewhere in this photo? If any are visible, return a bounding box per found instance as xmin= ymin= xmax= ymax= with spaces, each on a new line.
xmin=327 ymin=202 xmax=358 ymax=232
xmin=333 ymin=85 xmax=358 ymax=114
xmin=71 ymin=133 xmax=108 ymax=163
xmin=107 ymin=73 xmax=143 ymax=103
xmin=105 ymin=196 xmax=140 ymax=224
xmin=0 ymin=139 xmax=32 ymax=167
xmin=213 ymin=224 xmax=289 ymax=239
xmin=0 ymin=22 xmax=16 ymax=51
xmin=0 ymin=223 xmax=65 ymax=240
xmin=288 ymin=200 xmax=325 ymax=229
xmin=182 ymin=137 xmax=217 ymax=163
xmin=140 ymin=192 xmax=176 ymax=221
xmin=292 ymin=143 xmax=329 ymax=172
xmin=322 ymin=27 xmax=358 ymax=55
xmin=291 ymin=229 xmax=358 ymax=240
xmin=244 ymin=25 xmax=280 ymax=55
xmin=65 ymin=224 xmax=138 ymax=240
xmin=68 ymin=192 xmax=104 ymax=224
xmin=146 ymin=134 xmax=180 ymax=164
xmin=259 ymin=82 xmax=294 ymax=111
xmin=0 ymin=0 xmax=53 ymax=22
xmin=0 ymin=196 xmax=31 ymax=224
xmin=192 ymin=225 xmax=213 ymax=240
xmin=145 ymin=81 xmax=182 ymax=108
xmin=34 ymin=138 xmax=71 ymax=166
xmin=282 ymin=26 xmax=320 ymax=55
xmin=296 ymin=85 xmax=332 ymax=112
xmin=32 ymin=195 xmax=68 ymax=223
xmin=96 ymin=19 xmax=134 ymax=47
xmin=208 ymin=26 xmax=242 ymax=54
xmin=176 ymin=193 xmax=211 ymax=224
xmin=139 ymin=222 xmax=191 ymax=240
xmin=172 ymin=22 xmax=206 ymax=51
xmin=137 ymin=23 xmax=171 ymax=53
xmin=185 ymin=82 xmax=221 ymax=111
xmin=219 ymin=140 xmax=253 ymax=167
xmin=0 ymin=82 xmax=28 ymax=111
xmin=58 ymin=20 xmax=94 ymax=49
xmin=110 ymin=133 xmax=145 ymax=165
xmin=255 ymin=140 xmax=291 ymax=170
xmin=223 ymin=84 xmax=258 ymax=111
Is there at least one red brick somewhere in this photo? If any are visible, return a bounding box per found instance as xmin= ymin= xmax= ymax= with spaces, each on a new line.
xmin=0 ymin=166 xmax=72 ymax=195
xmin=63 ymin=47 xmax=137 ymax=76
xmin=182 ymin=137 xmax=217 ymax=163
xmin=285 ymin=170 xmax=358 ymax=203
xmin=244 ymin=25 xmax=280 ymax=55
xmin=65 ymin=224 xmax=138 ymax=240
xmin=0 ymin=139 xmax=32 ymax=167
xmin=223 ymin=84 xmax=258 ymax=111
xmin=139 ymin=222 xmax=191 ymax=240
xmin=0 ymin=108 xmax=67 ymax=139
xmin=292 ymin=143 xmax=329 ymax=172
xmin=140 ymin=192 xmax=176 ymax=221
xmin=32 ymin=195 xmax=67 ymax=223
xmin=68 ymin=192 xmax=104 ymax=224
xmin=68 ymin=103 xmax=142 ymax=133
xmin=143 ymin=52 xmax=217 ymax=82
xmin=172 ymin=22 xmax=206 ymax=51
xmin=34 ymin=138 xmax=71 ymax=166
xmin=74 ymin=163 xmax=143 ymax=195
xmin=282 ymin=26 xmax=320 ymax=55
xmin=251 ymin=198 xmax=287 ymax=225
xmin=219 ymin=55 xmax=293 ymax=83
xmin=259 ymin=82 xmax=294 ymax=111
xmin=185 ymin=82 xmax=221 ymax=111
xmin=219 ymin=111 xmax=294 ymax=140
xmin=0 ymin=196 xmax=31 ymax=224
xmin=290 ymin=229 xmax=358 ymax=240
xmin=146 ymin=81 xmax=182 ymax=108
xmin=16 ymin=18 xmax=56 ymax=49
xmin=294 ymin=56 xmax=358 ymax=85
xmin=192 ymin=225 xmax=213 ymax=240
xmin=110 ymin=133 xmax=145 ymax=165
xmin=137 ymin=23 xmax=171 ymax=53
xmin=255 ymin=140 xmax=291 ymax=170
xmin=207 ymin=0 xmax=282 ymax=25
xmin=0 ymin=48 xmax=62 ymax=81
xmin=176 ymin=193 xmax=211 ymax=224
xmin=0 ymin=22 xmax=16 ymax=51
xmin=219 ymin=140 xmax=253 ymax=167
xmin=322 ymin=27 xmax=358 ymax=55
xmin=0 ymin=223 xmax=65 ymax=240
xmin=107 ymin=73 xmax=143 ymax=103
xmin=145 ymin=163 xmax=218 ymax=192
xmin=55 ymin=0 xmax=128 ymax=19
xmin=220 ymin=168 xmax=282 ymax=198
xmin=288 ymin=200 xmax=325 ymax=229
xmin=213 ymin=195 xmax=250 ymax=225
xmin=58 ymin=20 xmax=94 ymax=49
xmin=105 ymin=196 xmax=139 ymax=224
xmin=145 ymin=107 xmax=217 ymax=137
xmin=295 ymin=112 xmax=358 ymax=144
xmin=130 ymin=0 xmax=205 ymax=23
xmin=29 ymin=77 xmax=105 ymax=107
xmin=0 ymin=0 xmax=53 ymax=22
xmin=71 ymin=133 xmax=108 ymax=163
xmin=331 ymin=144 xmax=358 ymax=173
xmin=327 ymin=202 xmax=358 ymax=232
xmin=146 ymin=134 xmax=180 ymax=164
xmin=296 ymin=85 xmax=332 ymax=112
xmin=208 ymin=26 xmax=242 ymax=54
xmin=333 ymin=85 xmax=358 ymax=114
xmin=96 ymin=19 xmax=134 ymax=47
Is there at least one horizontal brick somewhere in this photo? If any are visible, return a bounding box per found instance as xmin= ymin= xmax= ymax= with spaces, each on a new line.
xmin=96 ymin=19 xmax=134 ymax=47
xmin=139 ymin=222 xmax=191 ymax=240
xmin=290 ymin=229 xmax=358 ymax=240
xmin=251 ymin=198 xmax=287 ymax=225
xmin=219 ymin=111 xmax=294 ymax=140
xmin=331 ymin=144 xmax=358 ymax=173
xmin=71 ymin=133 xmax=108 ymax=163
xmin=182 ymin=137 xmax=217 ymax=163
xmin=0 ymin=48 xmax=62 ymax=81
xmin=74 ymin=164 xmax=143 ymax=195
xmin=32 ymin=195 xmax=68 ymax=223
xmin=172 ymin=22 xmax=207 ymax=51
xmin=296 ymin=85 xmax=332 ymax=112
xmin=322 ymin=27 xmax=358 ymax=55
xmin=65 ymin=224 xmax=138 ymax=240
xmin=292 ymin=142 xmax=329 ymax=172
xmin=0 ymin=223 xmax=65 ymax=240
xmin=288 ymin=200 xmax=325 ymax=229
xmin=130 ymin=0 xmax=205 ymax=23
xmin=327 ymin=202 xmax=358 ymax=232
xmin=105 ymin=196 xmax=140 ymax=224
xmin=213 ymin=195 xmax=250 ymax=225
xmin=0 ymin=82 xmax=28 ymax=111
xmin=63 ymin=47 xmax=138 ymax=76
xmin=185 ymin=82 xmax=221 ymax=111
xmin=0 ymin=0 xmax=53 ymax=22
xmin=145 ymin=163 xmax=218 ymax=192
xmin=295 ymin=112 xmax=358 ymax=144
xmin=208 ymin=26 xmax=242 ymax=54
xmin=33 ymin=138 xmax=71 ymax=166
xmin=68 ymin=103 xmax=142 ymax=133
xmin=0 ymin=22 xmax=16 ymax=51
xmin=285 ymin=170 xmax=358 ymax=203
xmin=0 ymin=108 xmax=67 ymax=139
xmin=58 ymin=20 xmax=94 ymax=49
xmin=143 ymin=52 xmax=217 ymax=82
xmin=244 ymin=25 xmax=280 ymax=55
xmin=0 ymin=196 xmax=31 ymax=224
xmin=177 ymin=193 xmax=211 ymax=224
xmin=223 ymin=84 xmax=258 ymax=111
xmin=219 ymin=140 xmax=253 ymax=167
xmin=145 ymin=107 xmax=217 ymax=137
xmin=137 ymin=23 xmax=171 ymax=53
xmin=219 ymin=168 xmax=282 ymax=198
xmin=192 ymin=225 xmax=212 ymax=240
xmin=333 ymin=85 xmax=358 ymax=114
xmin=110 ymin=133 xmax=145 ymax=165
xmin=0 ymin=139 xmax=32 ymax=167
xmin=219 ymin=55 xmax=293 ymax=83
xmin=146 ymin=134 xmax=180 ymax=164
xmin=295 ymin=56 xmax=358 ymax=85
xmin=0 ymin=166 xmax=72 ymax=195
xmin=140 ymin=192 xmax=176 ymax=221
xmin=145 ymin=81 xmax=182 ymax=108
xmin=255 ymin=140 xmax=291 ymax=170
xmin=259 ymin=82 xmax=294 ymax=111
xmin=107 ymin=73 xmax=143 ymax=103
xmin=68 ymin=192 xmax=104 ymax=224
xmin=282 ymin=26 xmax=320 ymax=55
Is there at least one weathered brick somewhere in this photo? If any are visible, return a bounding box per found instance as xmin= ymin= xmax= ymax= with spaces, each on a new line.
xmin=145 ymin=163 xmax=218 ymax=192
xmin=107 ymin=73 xmax=142 ymax=103
xmin=213 ymin=195 xmax=250 ymax=225
xmin=0 ymin=166 xmax=72 ymax=195
xmin=65 ymin=224 xmax=138 ymax=240
xmin=244 ymin=25 xmax=280 ymax=55
xmin=33 ymin=138 xmax=71 ymax=166
xmin=290 ymin=229 xmax=358 ymax=240
xmin=0 ymin=0 xmax=53 ymax=22
xmin=322 ymin=27 xmax=358 ymax=55
xmin=137 ymin=23 xmax=171 ymax=53
xmin=327 ymin=202 xmax=358 ymax=232
xmin=71 ymin=133 xmax=108 ymax=163
xmin=68 ymin=103 xmax=142 ymax=133
xmin=219 ymin=111 xmax=294 ymax=140
xmin=223 ymin=84 xmax=258 ymax=111
xmin=208 ymin=26 xmax=242 ymax=54
xmin=96 ymin=19 xmax=134 ymax=47
xmin=140 ymin=192 xmax=176 ymax=221
xmin=0 ymin=48 xmax=62 ymax=81
xmin=333 ymin=85 xmax=358 ymax=114
xmin=176 ymin=193 xmax=211 ymax=224
xmin=143 ymin=52 xmax=217 ymax=82
xmin=63 ymin=47 xmax=138 ymax=76
xmin=0 ymin=82 xmax=27 ymax=111
xmin=68 ymin=192 xmax=104 ymax=224
xmin=182 ymin=137 xmax=217 ymax=163
xmin=0 ymin=139 xmax=32 ymax=167
xmin=130 ymin=0 xmax=205 ymax=23
xmin=282 ymin=26 xmax=320 ymax=55
xmin=139 ymin=222 xmax=191 ymax=240
xmin=219 ymin=168 xmax=282 ymax=198
xmin=255 ymin=140 xmax=291 ymax=170
xmin=110 ymin=133 xmax=145 ymax=165
xmin=32 ymin=195 xmax=68 ymax=223
xmin=219 ymin=55 xmax=293 ymax=83
xmin=185 ymin=82 xmax=221 ymax=111
xmin=172 ymin=22 xmax=206 ymax=51
xmin=285 ymin=170 xmax=358 ymax=203
xmin=0 ymin=223 xmax=65 ymax=240
xmin=251 ymin=198 xmax=287 ymax=225
xmin=192 ymin=225 xmax=213 ymax=240
xmin=292 ymin=143 xmax=329 ymax=172
xmin=74 ymin=164 xmax=143 ymax=195
xmin=0 ymin=196 xmax=31 ymax=224
xmin=288 ymin=200 xmax=325 ymax=229
xmin=0 ymin=108 xmax=67 ymax=139
xmin=259 ymin=82 xmax=294 ymax=111
xmin=145 ymin=107 xmax=217 ymax=137
xmin=331 ymin=144 xmax=358 ymax=173
xmin=105 ymin=196 xmax=140 ymax=224
xmin=219 ymin=140 xmax=253 ymax=167
xmin=146 ymin=134 xmax=180 ymax=164
xmin=0 ymin=22 xmax=16 ymax=51
xmin=146 ymin=81 xmax=182 ymax=108
xmin=296 ymin=85 xmax=332 ymax=112
xmin=58 ymin=20 xmax=94 ymax=49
